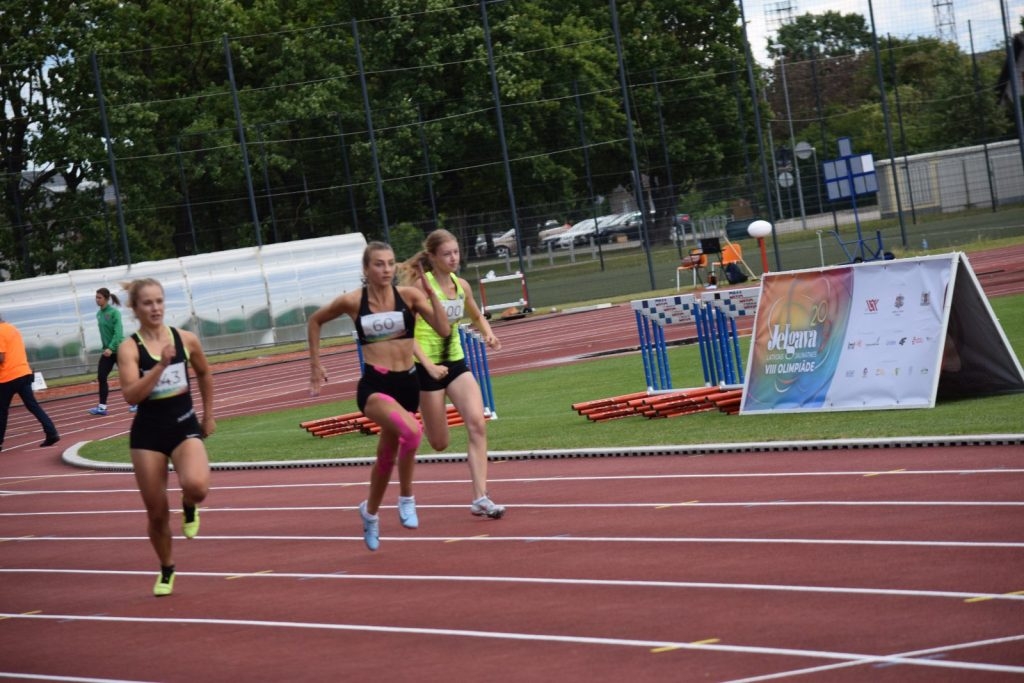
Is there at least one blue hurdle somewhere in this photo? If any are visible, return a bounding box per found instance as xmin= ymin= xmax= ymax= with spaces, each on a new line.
xmin=631 ymin=294 xmax=699 ymax=393
xmin=459 ymin=324 xmax=497 ymax=417
xmin=631 ymin=287 xmax=760 ymax=392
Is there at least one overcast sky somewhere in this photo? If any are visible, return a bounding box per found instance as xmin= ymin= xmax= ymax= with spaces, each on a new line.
xmin=739 ymin=0 xmax=1024 ymax=63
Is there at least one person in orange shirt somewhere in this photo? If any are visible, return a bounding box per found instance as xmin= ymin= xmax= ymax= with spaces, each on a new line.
xmin=0 ymin=317 xmax=59 ymax=451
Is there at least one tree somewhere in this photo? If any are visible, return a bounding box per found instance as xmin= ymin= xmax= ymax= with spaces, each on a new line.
xmin=767 ymin=11 xmax=873 ymax=61
xmin=2 ymin=0 xmax=752 ymax=278
xmin=764 ymin=14 xmax=1012 ymax=184
xmin=0 ymin=0 xmax=115 ymax=278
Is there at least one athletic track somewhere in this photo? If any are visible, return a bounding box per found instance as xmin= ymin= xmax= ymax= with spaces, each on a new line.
xmin=2 ymin=247 xmax=1023 ymax=682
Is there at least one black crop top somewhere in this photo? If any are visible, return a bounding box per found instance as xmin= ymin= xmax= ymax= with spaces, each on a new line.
xmin=131 ymin=326 xmax=193 ymax=420
xmin=354 ymin=285 xmax=417 ymax=345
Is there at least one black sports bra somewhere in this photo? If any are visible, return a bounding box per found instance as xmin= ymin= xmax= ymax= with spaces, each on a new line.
xmin=354 ymin=285 xmax=416 ymax=345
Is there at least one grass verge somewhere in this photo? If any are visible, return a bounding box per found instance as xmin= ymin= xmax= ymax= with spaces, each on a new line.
xmin=78 ymin=296 xmax=1024 ymax=464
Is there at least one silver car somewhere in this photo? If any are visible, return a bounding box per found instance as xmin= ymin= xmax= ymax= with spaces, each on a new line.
xmin=475 ymin=229 xmax=518 ymax=258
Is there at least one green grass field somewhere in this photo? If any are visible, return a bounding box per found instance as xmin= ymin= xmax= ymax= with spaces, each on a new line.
xmin=78 ymin=294 xmax=1024 ymax=464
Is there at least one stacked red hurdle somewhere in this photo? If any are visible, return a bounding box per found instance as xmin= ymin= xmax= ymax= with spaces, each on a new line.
xmin=301 ymin=404 xmax=484 ymax=437
xmin=572 ymin=386 xmax=742 ymax=422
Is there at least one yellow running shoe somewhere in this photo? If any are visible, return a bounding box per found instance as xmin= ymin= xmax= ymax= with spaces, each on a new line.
xmin=182 ymin=505 xmax=200 ymax=539
xmin=153 ymin=572 xmax=175 ymax=597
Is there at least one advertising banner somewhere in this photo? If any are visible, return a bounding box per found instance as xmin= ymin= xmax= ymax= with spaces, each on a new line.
xmin=741 ymin=255 xmax=956 ymax=413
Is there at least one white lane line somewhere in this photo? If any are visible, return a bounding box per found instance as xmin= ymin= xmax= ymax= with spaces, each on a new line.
xmin=5 ymin=467 xmax=1024 ymax=495
xmin=2 ymin=612 xmax=1022 ymax=676
xmin=490 ymin=469 xmax=1024 ymax=480
xmin=2 ymin=567 xmax=1023 ymax=603
xmin=3 ymin=499 xmax=1024 ymax=517
xmin=3 ymin=534 xmax=1023 ymax=548
xmin=726 ymin=633 xmax=1024 ymax=682
xmin=0 ymin=472 xmax=132 ymax=483
xmin=0 ymin=673 xmax=155 ymax=683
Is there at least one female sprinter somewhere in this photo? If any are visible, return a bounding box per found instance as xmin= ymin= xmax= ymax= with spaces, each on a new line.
xmin=118 ymin=278 xmax=215 ymax=596
xmin=402 ymin=229 xmax=505 ymax=519
xmin=307 ymin=241 xmax=449 ymax=551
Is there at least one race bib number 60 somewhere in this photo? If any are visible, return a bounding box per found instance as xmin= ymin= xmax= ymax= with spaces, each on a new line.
xmin=362 ymin=311 xmax=407 ymax=342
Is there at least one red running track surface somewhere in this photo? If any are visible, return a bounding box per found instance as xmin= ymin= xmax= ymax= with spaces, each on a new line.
xmin=1 ymin=245 xmax=1022 ymax=681
xmin=2 ymin=447 xmax=1023 ymax=681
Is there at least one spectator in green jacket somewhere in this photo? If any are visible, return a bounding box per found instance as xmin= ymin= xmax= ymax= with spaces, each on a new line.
xmin=88 ymin=287 xmax=136 ymax=416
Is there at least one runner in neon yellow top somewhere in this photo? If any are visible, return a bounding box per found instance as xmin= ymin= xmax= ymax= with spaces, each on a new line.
xmin=402 ymin=229 xmax=506 ymax=518
xmin=413 ymin=271 xmax=467 ymax=364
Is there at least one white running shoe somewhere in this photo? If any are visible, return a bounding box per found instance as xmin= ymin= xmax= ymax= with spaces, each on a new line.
xmin=398 ymin=495 xmax=419 ymax=529
xmin=470 ymin=495 xmax=506 ymax=519
xmin=359 ymin=501 xmax=380 ymax=551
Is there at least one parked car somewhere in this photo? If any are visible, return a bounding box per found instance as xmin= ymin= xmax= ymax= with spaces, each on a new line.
xmin=475 ymin=231 xmax=504 ymax=258
xmin=556 ymin=218 xmax=596 ymax=248
xmin=475 ymin=229 xmax=518 ymax=258
xmin=613 ymin=211 xmax=692 ymax=243
xmin=620 ymin=209 xmax=662 ymax=241
xmin=537 ymin=219 xmax=571 ymax=249
xmin=557 ymin=214 xmax=621 ymax=248
xmin=598 ymin=212 xmax=640 ymax=242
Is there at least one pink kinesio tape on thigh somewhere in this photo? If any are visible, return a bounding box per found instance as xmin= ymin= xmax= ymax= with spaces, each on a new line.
xmin=392 ymin=410 xmax=422 ymax=460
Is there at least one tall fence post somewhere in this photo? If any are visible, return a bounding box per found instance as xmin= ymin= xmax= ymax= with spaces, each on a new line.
xmin=90 ymin=51 xmax=131 ymax=269
xmin=222 ymin=34 xmax=263 ymax=247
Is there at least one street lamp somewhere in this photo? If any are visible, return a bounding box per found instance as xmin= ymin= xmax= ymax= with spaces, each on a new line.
xmin=795 ymin=140 xmax=823 ymax=214
xmin=748 ymin=220 xmax=772 ymax=276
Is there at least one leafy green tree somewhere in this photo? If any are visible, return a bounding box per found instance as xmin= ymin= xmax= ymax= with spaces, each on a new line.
xmin=80 ymin=1 xmax=259 ymax=260
xmin=388 ymin=221 xmax=425 ymax=261
xmin=882 ymin=38 xmax=1008 ymax=152
xmin=610 ymin=0 xmax=749 ymax=240
xmin=764 ymin=15 xmax=1012 ymax=181
xmin=768 ymin=11 xmax=872 ymax=61
xmin=2 ymin=0 xmax=753 ymax=278
xmin=0 ymin=0 xmax=115 ymax=278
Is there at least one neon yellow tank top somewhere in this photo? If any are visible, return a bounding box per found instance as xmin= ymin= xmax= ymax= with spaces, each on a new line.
xmin=415 ymin=271 xmax=465 ymax=363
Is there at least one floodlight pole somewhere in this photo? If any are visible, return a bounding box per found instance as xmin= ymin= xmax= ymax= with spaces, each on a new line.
xmin=91 ymin=51 xmax=131 ymax=268
xmin=222 ymin=35 xmax=262 ymax=247
xmin=352 ymin=19 xmax=390 ymax=243
xmin=866 ymin=0 xmax=907 ymax=247
xmin=737 ymin=0 xmax=781 ymax=270
xmin=610 ymin=0 xmax=656 ymax=290
xmin=480 ymin=0 xmax=530 ymax=298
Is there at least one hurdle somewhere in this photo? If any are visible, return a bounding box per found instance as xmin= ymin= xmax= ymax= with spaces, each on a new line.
xmin=478 ymin=270 xmax=530 ymax=319
xmin=700 ymin=288 xmax=759 ymax=386
xmin=637 ymin=386 xmax=724 ymax=418
xmin=357 ymin=405 xmax=473 ymax=435
xmin=630 ymin=287 xmax=759 ymax=392
xmin=571 ymin=390 xmax=652 ymax=421
xmin=571 ymin=386 xmax=738 ymax=422
xmin=459 ymin=324 xmax=497 ymax=417
xmin=300 ymin=411 xmax=368 ymax=437
xmin=572 ymin=287 xmax=758 ymax=423
xmin=301 ymin=404 xmax=483 ymax=438
xmin=631 ymin=294 xmax=698 ymax=393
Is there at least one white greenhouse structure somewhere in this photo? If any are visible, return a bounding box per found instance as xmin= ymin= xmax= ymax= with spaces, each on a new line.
xmin=0 ymin=233 xmax=368 ymax=378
